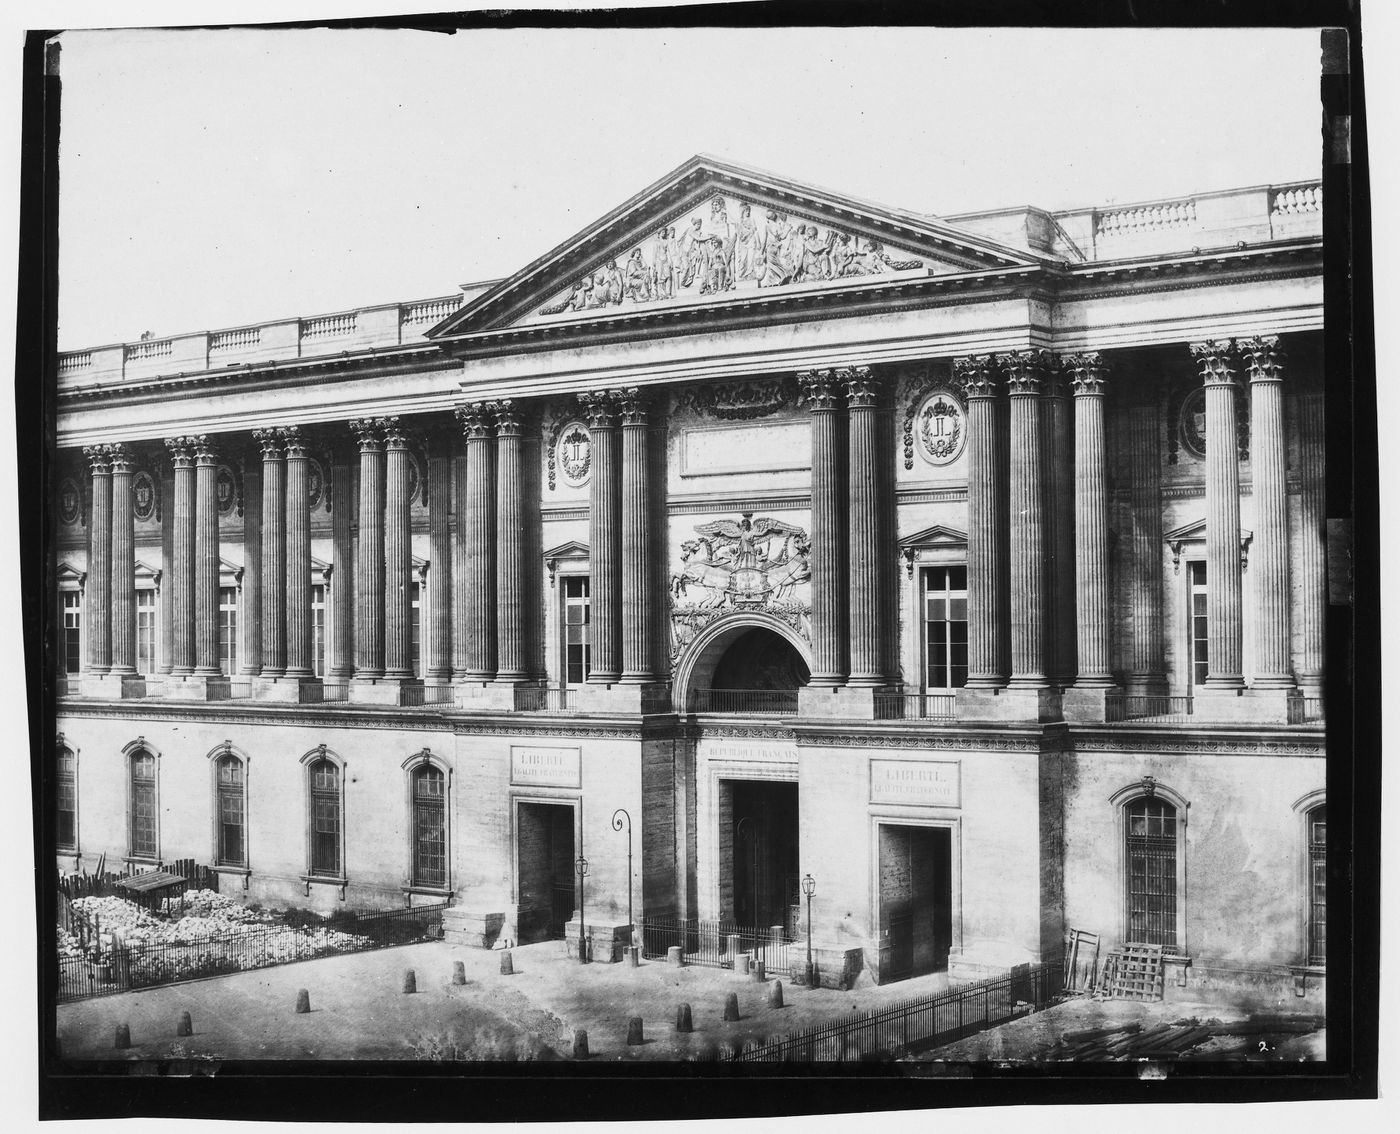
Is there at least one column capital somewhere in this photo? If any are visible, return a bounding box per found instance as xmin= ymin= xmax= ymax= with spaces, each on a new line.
xmin=83 ymin=445 xmax=112 ymax=474
xmin=1001 ymin=348 xmax=1055 ymax=396
xmin=251 ymin=428 xmax=284 ymax=458
xmin=163 ymin=436 xmax=198 ymax=466
xmin=103 ymin=443 xmax=135 ymax=473
xmin=279 ymin=425 xmax=311 ymax=459
xmin=1189 ymin=339 xmax=1238 ymax=387
xmin=379 ymin=417 xmax=409 ymax=449
xmin=797 ymin=369 xmax=844 ymax=411
xmin=838 ymin=365 xmax=883 ymax=407
xmin=613 ymin=388 xmax=650 ymax=427
xmin=577 ymin=390 xmax=618 ymax=429
xmin=349 ymin=418 xmax=385 ymax=450
xmin=489 ymin=398 xmax=527 ymax=435
xmin=1064 ymin=352 xmax=1110 ymax=397
xmin=1238 ymin=335 xmax=1286 ymax=384
xmin=191 ymin=436 xmax=218 ymax=465
xmin=953 ymin=354 xmax=1001 ymax=399
xmin=455 ymin=402 xmax=495 ymax=439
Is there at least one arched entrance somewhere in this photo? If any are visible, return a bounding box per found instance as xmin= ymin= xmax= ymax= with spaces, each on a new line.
xmin=674 ymin=613 xmax=811 ymax=713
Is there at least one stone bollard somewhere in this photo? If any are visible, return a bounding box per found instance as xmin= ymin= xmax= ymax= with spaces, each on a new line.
xmin=626 ymin=945 xmax=639 ymax=967
xmin=176 ymin=1011 xmax=192 ymax=1037
xmin=572 ymin=1029 xmax=589 ymax=1059
xmin=725 ymin=934 xmax=743 ymax=967
xmin=675 ymin=1003 xmax=693 ymax=1033
xmin=295 ymin=989 xmax=311 ymax=1014
xmin=667 ymin=945 xmax=684 ymax=967
xmin=626 ymin=1016 xmax=644 ymax=1046
xmin=499 ymin=950 xmax=514 ymax=976
xmin=452 ymin=960 xmax=466 ymax=985
xmin=114 ymin=1023 xmax=131 ymax=1050
xmin=735 ymin=953 xmax=751 ymax=977
xmin=722 ymin=991 xmax=741 ymax=1022
xmin=750 ymin=958 xmax=766 ymax=982
xmin=767 ymin=980 xmax=784 ymax=1009
xmin=402 ymin=969 xmax=417 ymax=994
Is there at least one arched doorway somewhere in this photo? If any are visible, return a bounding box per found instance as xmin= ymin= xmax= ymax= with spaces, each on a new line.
xmin=675 ymin=614 xmax=811 ymax=713
xmin=711 ymin=627 xmax=811 ymax=689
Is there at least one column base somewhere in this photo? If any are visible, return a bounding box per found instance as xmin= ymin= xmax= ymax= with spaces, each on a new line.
xmin=796 ymin=685 xmax=892 ymax=720
xmin=80 ymin=673 xmax=148 ymax=699
xmin=349 ymin=678 xmax=420 ymax=706
xmin=1193 ymin=686 xmax=1302 ymax=724
xmin=252 ymin=675 xmax=318 ymax=702
xmin=956 ymin=686 xmax=1062 ymax=723
xmin=164 ymin=675 xmax=232 ymax=701
xmin=573 ymin=682 xmax=673 ymax=714
xmin=563 ymin=919 xmax=634 ymax=964
xmin=454 ymin=681 xmax=520 ymax=711
xmin=1062 ymin=684 xmax=1120 ymax=723
xmin=442 ymin=907 xmax=506 ymax=949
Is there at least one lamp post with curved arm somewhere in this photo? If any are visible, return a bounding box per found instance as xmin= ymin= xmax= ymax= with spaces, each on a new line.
xmin=611 ymin=808 xmax=633 ymax=944
xmin=575 ymin=853 xmax=590 ymax=964
xmin=801 ymin=873 xmax=816 ymax=989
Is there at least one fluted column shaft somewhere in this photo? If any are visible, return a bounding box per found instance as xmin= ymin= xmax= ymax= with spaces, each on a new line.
xmin=1126 ymin=395 xmax=1166 ymax=692
xmin=843 ymin=367 xmax=885 ymax=686
xmin=425 ymin=438 xmax=453 ymax=683
xmin=166 ymin=439 xmax=197 ymax=675
xmin=254 ymin=431 xmax=286 ymax=677
xmin=958 ymin=358 xmax=1005 ymax=687
xmin=193 ymin=440 xmax=221 ymax=676
xmin=329 ymin=449 xmax=355 ymax=679
xmin=618 ymin=391 xmax=655 ymax=683
xmin=580 ymin=393 xmax=621 ymax=683
xmin=239 ymin=455 xmax=263 ymax=676
xmin=459 ymin=404 xmax=498 ymax=680
xmin=1068 ymin=355 xmax=1114 ymax=685
xmin=1043 ymin=374 xmax=1076 ymax=684
xmin=158 ymin=460 xmax=175 ymax=673
xmin=798 ymin=371 xmax=847 ymax=686
xmin=352 ymin=420 xmax=386 ymax=679
xmin=1193 ymin=341 xmax=1245 ymax=688
xmin=108 ymin=446 xmax=137 ymax=674
xmin=1006 ymin=352 xmax=1049 ymax=687
xmin=1296 ymin=390 xmax=1325 ymax=688
xmin=492 ymin=402 xmax=528 ymax=682
xmin=383 ymin=420 xmax=414 ymax=679
xmin=1242 ymin=337 xmax=1294 ymax=687
xmin=83 ymin=448 xmax=113 ymax=674
xmin=284 ymin=428 xmax=313 ymax=678
xmin=451 ymin=451 xmax=470 ymax=680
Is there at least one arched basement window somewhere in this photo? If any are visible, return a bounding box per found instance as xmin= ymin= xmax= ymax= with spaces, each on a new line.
xmin=216 ymin=755 xmax=247 ymax=868
xmin=1125 ymin=797 xmax=1178 ymax=950
xmin=129 ymin=750 xmax=158 ymax=860
xmin=412 ymin=764 xmax=447 ymax=889
xmin=308 ymin=759 xmax=342 ymax=878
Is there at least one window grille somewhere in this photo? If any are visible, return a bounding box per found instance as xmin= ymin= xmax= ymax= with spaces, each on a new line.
xmin=412 ymin=765 xmax=446 ymax=888
xmin=563 ymin=576 xmax=590 ymax=686
xmin=57 ymin=747 xmax=76 ymax=849
xmin=130 ymin=751 xmax=158 ymax=859
xmin=1125 ymin=798 xmax=1177 ymax=950
xmin=217 ymin=755 xmax=246 ymax=867
xmin=1308 ymin=805 xmax=1326 ymax=966
xmin=1189 ymin=561 xmax=1209 ymax=686
xmin=309 ymin=760 xmax=341 ymax=877
xmin=922 ymin=566 xmax=969 ymax=690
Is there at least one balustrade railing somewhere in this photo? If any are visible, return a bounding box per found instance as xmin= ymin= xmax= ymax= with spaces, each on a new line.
xmin=513 ymin=685 xmax=577 ymax=713
xmin=209 ymin=327 xmax=261 ymax=352
xmin=57 ymin=351 xmax=91 ymax=375
xmin=300 ymin=312 xmax=357 ymax=340
xmin=124 ymin=338 xmax=174 ymax=362
xmin=688 ymin=688 xmax=800 ymax=716
xmin=1096 ymin=199 xmax=1197 ymax=238
xmin=400 ymin=295 xmax=463 ymax=328
xmin=1105 ymin=693 xmax=1194 ymax=723
xmin=873 ymin=691 xmax=958 ymax=721
xmin=1271 ymin=183 xmax=1322 ymax=215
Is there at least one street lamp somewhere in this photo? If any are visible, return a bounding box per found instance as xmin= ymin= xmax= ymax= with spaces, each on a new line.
xmin=611 ymin=809 xmax=633 ymax=946
xmin=801 ymin=873 xmax=816 ymax=989
xmin=575 ymin=853 xmax=590 ymax=964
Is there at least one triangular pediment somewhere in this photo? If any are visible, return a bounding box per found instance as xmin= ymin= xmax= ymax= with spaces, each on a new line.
xmin=543 ymin=540 xmax=590 ymax=562
xmin=429 ymin=155 xmax=1038 ymax=338
xmin=898 ymin=524 xmax=969 ymax=550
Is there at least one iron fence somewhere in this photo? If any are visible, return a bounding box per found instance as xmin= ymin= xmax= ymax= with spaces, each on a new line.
xmin=730 ymin=961 xmax=1059 ymax=1061
xmin=1105 ymin=694 xmax=1194 ymax=724
xmin=514 ymin=685 xmax=577 ymax=713
xmin=638 ymin=915 xmax=796 ymax=974
xmin=1298 ymin=695 xmax=1325 ymax=724
xmin=321 ymin=681 xmax=351 ymax=703
xmin=688 ymin=689 xmax=800 ymax=716
xmin=57 ymin=900 xmax=448 ymax=1004
xmin=873 ymin=692 xmax=958 ymax=721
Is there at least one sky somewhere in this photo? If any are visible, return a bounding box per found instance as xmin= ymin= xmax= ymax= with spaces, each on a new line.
xmin=51 ymin=24 xmax=1323 ymax=350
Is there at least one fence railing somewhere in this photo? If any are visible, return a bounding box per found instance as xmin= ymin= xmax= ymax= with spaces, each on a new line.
xmin=321 ymin=681 xmax=351 ymax=703
xmin=688 ymin=688 xmax=800 ymax=716
xmin=514 ymin=685 xmax=578 ymax=713
xmin=873 ymin=692 xmax=958 ymax=721
xmin=730 ymin=961 xmax=1060 ymax=1061
xmin=399 ymin=684 xmax=456 ymax=707
xmin=59 ymin=858 xmax=219 ymax=902
xmin=1105 ymin=693 xmax=1194 ymax=723
xmin=57 ymin=901 xmax=448 ymax=1004
xmin=638 ymin=915 xmax=796 ymax=975
xmin=1298 ymin=694 xmax=1324 ymax=723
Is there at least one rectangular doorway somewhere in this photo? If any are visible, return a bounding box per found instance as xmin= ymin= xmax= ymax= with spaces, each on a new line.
xmin=515 ymin=802 xmax=576 ymax=944
xmin=723 ymin=780 xmax=800 ymax=930
xmin=878 ymin=824 xmax=953 ymax=983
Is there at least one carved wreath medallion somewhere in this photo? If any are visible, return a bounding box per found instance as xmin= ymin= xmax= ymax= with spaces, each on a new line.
xmin=914 ymin=389 xmax=966 ymax=466
xmin=557 ymin=422 xmax=592 ymax=487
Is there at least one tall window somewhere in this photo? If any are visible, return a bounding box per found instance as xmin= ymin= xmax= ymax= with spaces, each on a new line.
xmin=62 ymin=592 xmax=82 ymax=674
xmin=311 ymin=583 xmax=326 ymax=678
xmin=1189 ymin=561 xmax=1209 ymax=686
xmin=563 ymin=576 xmax=590 ymax=686
xmin=1125 ymin=798 xmax=1178 ymax=949
xmin=412 ymin=765 xmax=447 ymax=888
xmin=57 ymin=747 xmax=76 ymax=850
xmin=308 ymin=760 xmax=342 ymax=877
xmin=1307 ymin=803 xmax=1326 ymax=965
xmin=218 ymin=586 xmax=239 ymax=675
xmin=129 ymin=750 xmax=158 ymax=860
xmin=410 ymin=581 xmax=422 ymax=678
xmin=216 ymin=755 xmax=246 ymax=867
xmin=922 ymin=566 xmax=969 ymax=690
xmin=136 ymin=589 xmax=157 ymax=675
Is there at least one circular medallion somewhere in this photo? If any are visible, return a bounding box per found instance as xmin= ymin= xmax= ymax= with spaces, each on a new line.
xmin=58 ymin=478 xmax=81 ymax=525
xmin=132 ymin=471 xmax=156 ymax=522
xmin=1179 ymin=387 xmax=1207 ymax=460
xmin=307 ymin=458 xmax=325 ymax=511
xmin=406 ymin=450 xmax=425 ymax=506
xmin=216 ymin=466 xmax=237 ymax=517
xmin=557 ymin=421 xmax=592 ymax=487
xmin=915 ymin=389 xmax=966 ymax=466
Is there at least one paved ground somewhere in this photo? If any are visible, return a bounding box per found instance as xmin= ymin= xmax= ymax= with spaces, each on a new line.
xmin=57 ymin=938 xmax=954 ymax=1063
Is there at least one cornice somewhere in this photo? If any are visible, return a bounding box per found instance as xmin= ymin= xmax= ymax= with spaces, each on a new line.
xmin=1070 ymin=726 xmax=1324 ymax=757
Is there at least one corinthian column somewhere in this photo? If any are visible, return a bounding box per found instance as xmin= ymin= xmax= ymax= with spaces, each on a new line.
xmin=842 ymin=366 xmax=886 ymax=686
xmin=1295 ymin=389 xmax=1325 ymax=689
xmin=1066 ymin=354 xmax=1114 ymax=686
xmin=383 ymin=418 xmax=414 ymax=679
xmin=283 ymin=426 xmax=314 ymax=679
xmin=458 ymin=403 xmax=498 ymax=681
xmin=579 ymin=392 xmax=621 ymax=684
xmin=351 ymin=418 xmax=385 ymax=679
xmin=108 ymin=445 xmax=137 ymax=675
xmin=798 ymin=370 xmax=847 ymax=686
xmin=1241 ymin=336 xmax=1294 ymax=688
xmin=493 ymin=400 xmax=528 ymax=682
xmin=165 ymin=437 xmax=196 ymax=676
xmin=253 ymin=429 xmax=286 ymax=677
xmin=192 ymin=437 xmax=222 ymax=676
xmin=329 ymin=443 xmax=356 ymax=680
xmin=1191 ymin=341 xmax=1245 ymax=689
xmin=83 ymin=446 xmax=113 ymax=675
xmin=1004 ymin=350 xmax=1049 ymax=687
xmin=1042 ymin=369 xmax=1076 ymax=684
xmin=618 ymin=389 xmax=655 ymax=683
xmin=425 ymin=433 xmax=453 ymax=684
xmin=957 ymin=357 xmax=1005 ymax=688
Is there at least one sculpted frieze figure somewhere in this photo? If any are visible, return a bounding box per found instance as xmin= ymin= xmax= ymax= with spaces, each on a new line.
xmin=670 ymin=512 xmax=811 ymax=609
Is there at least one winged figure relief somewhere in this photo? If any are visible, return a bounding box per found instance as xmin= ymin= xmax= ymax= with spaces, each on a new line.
xmin=671 ymin=513 xmax=812 ymax=607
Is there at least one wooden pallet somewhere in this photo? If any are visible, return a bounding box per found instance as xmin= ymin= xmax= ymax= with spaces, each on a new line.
xmin=1063 ymin=929 xmax=1102 ymax=994
xmin=1102 ymin=942 xmax=1165 ymax=1001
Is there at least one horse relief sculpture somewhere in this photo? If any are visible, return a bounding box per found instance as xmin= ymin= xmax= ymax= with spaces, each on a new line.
xmin=670 ymin=513 xmax=811 ymax=609
xmin=538 ymin=194 xmax=927 ymax=316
